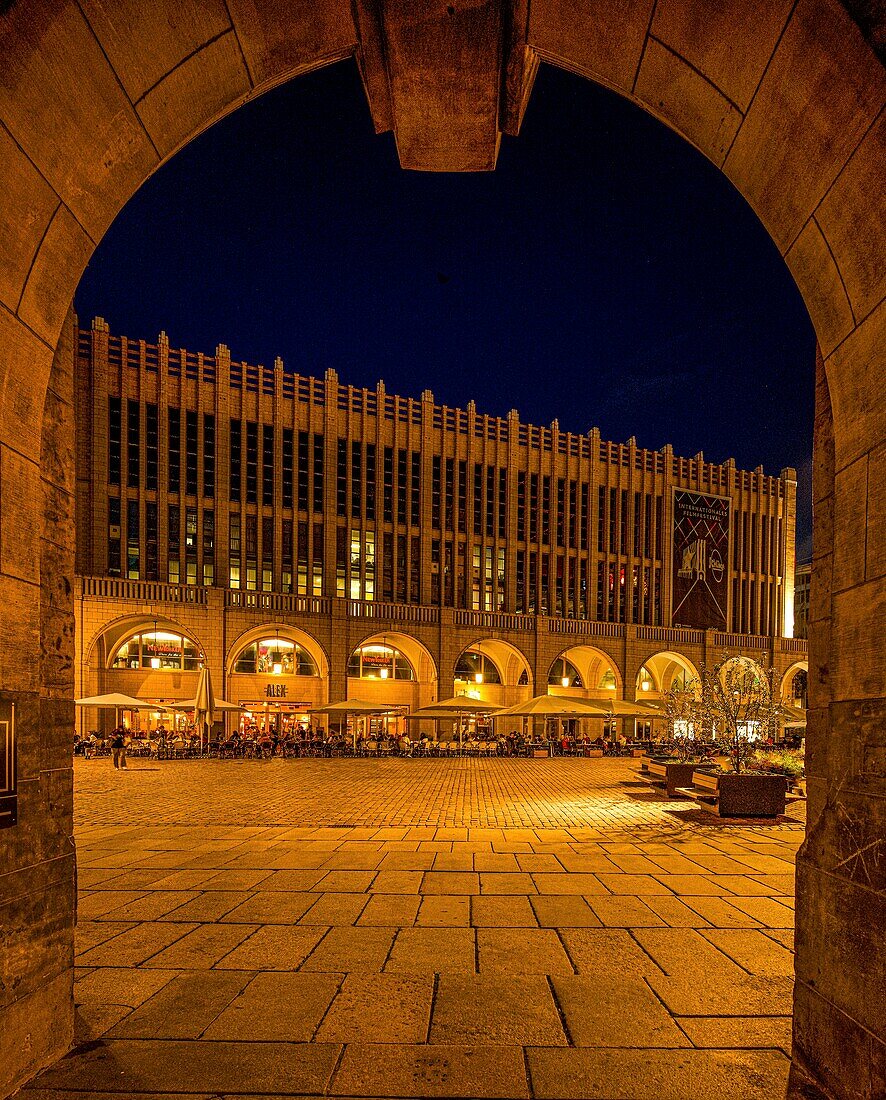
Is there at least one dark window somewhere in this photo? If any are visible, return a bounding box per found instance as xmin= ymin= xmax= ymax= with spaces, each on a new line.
xmin=542 ymin=477 xmax=550 ymax=544
xmin=598 ymin=486 xmax=606 ymax=553
xmin=620 ymin=489 xmax=628 ymax=555
xmin=351 ymin=441 xmax=362 ymax=518
xmin=126 ymin=399 xmax=140 ymax=487
xmin=144 ymin=502 xmax=158 ymax=580
xmin=634 ymin=491 xmax=641 ymax=556
xmin=498 ymin=469 xmax=507 ymax=540
xmin=168 ymin=407 xmax=181 ymax=494
xmin=145 ymin=403 xmax=158 ymax=492
xmin=108 ymin=495 xmax=121 ymax=574
xmin=126 ymin=498 xmax=139 ymax=579
xmin=336 ymin=439 xmax=347 ymax=517
xmin=229 ymin=418 xmax=241 ymax=502
xmin=457 ymin=460 xmax=466 ymax=532
xmin=517 ymin=472 xmax=526 ymax=539
xmin=366 ymin=442 xmax=376 ymax=521
xmin=185 ymin=411 xmax=198 ymax=496
xmin=397 ymin=450 xmax=407 ymax=525
xmin=262 ymin=424 xmax=274 ymax=506
xmin=530 ymin=474 xmax=538 ymax=542
xmin=609 ymin=487 xmax=617 ymax=554
xmin=298 ymin=430 xmax=309 ymax=511
xmin=580 ymin=483 xmax=588 ymax=550
xmin=282 ymin=519 xmax=293 ymax=568
xmin=411 ymin=534 xmax=420 ymax=601
xmin=569 ymin=481 xmax=577 ymax=547
xmin=557 ymin=478 xmax=565 ymax=546
xmin=245 ymin=422 xmax=258 ymax=504
xmin=203 ymin=509 xmax=214 ymax=563
xmin=383 ymin=446 xmax=394 ymax=523
xmin=262 ymin=516 xmax=273 ymax=566
xmin=486 ymin=466 xmax=495 ymax=538
xmin=445 ymin=458 xmax=454 ymax=530
xmin=516 ymin=549 xmax=525 ymax=611
xmin=312 ymin=436 xmax=324 ymax=512
xmin=282 ymin=428 xmax=294 ymax=509
xmin=473 ymin=464 xmax=482 ymax=534
xmin=411 ymin=453 xmax=421 ymax=526
xmin=108 ymin=397 xmax=121 ymax=485
xmin=202 ymin=414 xmax=214 ymax=498
xmin=432 ymin=456 xmax=441 ymax=528
xmin=654 ymin=497 xmax=662 ymax=560
xmin=168 ymin=504 xmax=180 ymax=556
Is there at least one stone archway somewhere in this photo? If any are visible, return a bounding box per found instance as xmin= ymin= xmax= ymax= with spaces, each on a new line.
xmin=0 ymin=4 xmax=882 ymax=1096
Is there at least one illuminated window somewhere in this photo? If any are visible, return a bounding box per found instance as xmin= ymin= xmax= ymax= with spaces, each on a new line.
xmin=549 ymin=657 xmax=583 ymax=688
xmin=110 ymin=630 xmax=202 ymax=671
xmin=348 ymin=643 xmax=414 ymax=680
xmin=233 ymin=638 xmax=318 ymax=676
xmin=454 ymin=650 xmax=501 ymax=685
xmin=598 ymin=669 xmax=617 ymax=690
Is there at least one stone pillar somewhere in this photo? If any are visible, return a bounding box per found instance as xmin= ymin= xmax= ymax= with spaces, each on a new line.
xmin=1 ymin=312 xmax=77 ymax=1098
xmin=791 ymin=348 xmax=885 ymax=1097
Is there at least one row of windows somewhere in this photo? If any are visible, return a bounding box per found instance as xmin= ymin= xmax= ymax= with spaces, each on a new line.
xmin=108 ymin=398 xmax=215 ymax=498
xmin=107 ymin=630 xmax=621 ymax=691
xmin=109 ymin=403 xmax=682 ymax=559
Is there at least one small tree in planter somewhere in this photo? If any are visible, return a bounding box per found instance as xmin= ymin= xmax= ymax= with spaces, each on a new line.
xmin=663 ymin=680 xmax=701 ymax=763
xmin=699 ymin=655 xmax=781 ymax=773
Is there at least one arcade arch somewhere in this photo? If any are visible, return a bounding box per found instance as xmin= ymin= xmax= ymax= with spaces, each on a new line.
xmin=635 ymin=651 xmax=702 ymax=699
xmin=346 ymin=631 xmax=437 ymax=718
xmin=781 ymin=660 xmax=809 ymax=709
xmin=548 ymin=645 xmax=622 ymax=700
xmin=79 ymin=615 xmax=206 ymax=733
xmin=0 ymin=4 xmax=882 ymax=1098
xmin=225 ymin=624 xmax=329 ymax=722
xmin=453 ymin=640 xmax=532 ymax=707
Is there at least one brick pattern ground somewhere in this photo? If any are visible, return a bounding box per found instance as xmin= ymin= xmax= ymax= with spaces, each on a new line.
xmin=28 ymin=758 xmax=802 ymax=1099
xmin=73 ymin=756 xmax=806 ymax=829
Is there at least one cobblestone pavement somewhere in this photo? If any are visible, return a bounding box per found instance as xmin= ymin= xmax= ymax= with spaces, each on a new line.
xmin=72 ymin=755 xmax=806 ymax=829
xmin=28 ymin=758 xmax=801 ymax=1099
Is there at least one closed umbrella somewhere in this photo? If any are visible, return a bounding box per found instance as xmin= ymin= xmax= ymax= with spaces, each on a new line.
xmin=194 ymin=666 xmax=215 ymax=754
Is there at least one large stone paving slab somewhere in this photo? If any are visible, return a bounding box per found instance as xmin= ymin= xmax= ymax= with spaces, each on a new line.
xmin=26 ymin=758 xmax=804 ymax=1098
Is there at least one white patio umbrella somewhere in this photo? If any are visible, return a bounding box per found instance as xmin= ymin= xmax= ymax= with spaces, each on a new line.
xmin=409 ymin=695 xmax=503 ymax=752
xmin=313 ymin=700 xmax=405 ymax=748
xmin=75 ymin=692 xmax=164 ymax=732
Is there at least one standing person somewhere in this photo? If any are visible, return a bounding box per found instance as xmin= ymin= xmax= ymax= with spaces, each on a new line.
xmin=111 ymin=726 xmax=127 ymax=769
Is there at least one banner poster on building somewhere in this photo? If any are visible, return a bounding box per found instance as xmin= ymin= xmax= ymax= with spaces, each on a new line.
xmin=671 ymin=490 xmax=730 ymax=630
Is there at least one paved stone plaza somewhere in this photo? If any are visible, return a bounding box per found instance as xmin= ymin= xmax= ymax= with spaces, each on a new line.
xmin=28 ymin=758 xmax=801 ymax=1099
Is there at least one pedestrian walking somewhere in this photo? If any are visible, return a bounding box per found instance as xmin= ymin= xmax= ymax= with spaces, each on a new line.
xmin=111 ymin=727 xmax=128 ymax=769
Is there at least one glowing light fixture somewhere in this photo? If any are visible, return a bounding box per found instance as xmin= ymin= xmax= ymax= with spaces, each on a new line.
xmin=561 ymin=676 xmax=570 ymax=688
xmin=641 ymin=681 xmax=650 ymax=691
xmin=475 ymin=672 xmax=483 ymax=684
xmin=273 ymin=662 xmax=283 ymax=676
xmin=380 ymin=667 xmax=389 ymax=679
xmin=150 ymin=657 xmax=161 ymax=669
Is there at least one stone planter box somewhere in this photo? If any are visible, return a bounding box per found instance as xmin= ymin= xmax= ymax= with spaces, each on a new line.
xmin=646 ymin=760 xmax=696 ymax=798
xmin=679 ymin=770 xmax=789 ymax=817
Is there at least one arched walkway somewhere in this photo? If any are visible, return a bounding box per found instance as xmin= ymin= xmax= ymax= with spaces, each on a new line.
xmin=79 ymin=615 xmax=206 ymax=734
xmin=548 ymin=644 xmax=622 ymax=699
xmin=636 ymin=651 xmax=702 ymax=700
xmin=0 ymin=4 xmax=882 ymax=1097
xmin=454 ymin=638 xmax=533 ymax=708
xmin=225 ymin=624 xmax=329 ymax=727
xmin=781 ymin=660 xmax=809 ymax=708
xmin=346 ymin=631 xmax=438 ymax=728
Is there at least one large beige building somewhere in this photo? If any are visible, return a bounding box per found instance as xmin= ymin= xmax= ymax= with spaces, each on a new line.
xmin=74 ymin=317 xmax=807 ymax=732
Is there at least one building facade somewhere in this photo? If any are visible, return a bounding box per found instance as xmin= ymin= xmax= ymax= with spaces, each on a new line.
xmin=74 ymin=317 xmax=807 ymax=731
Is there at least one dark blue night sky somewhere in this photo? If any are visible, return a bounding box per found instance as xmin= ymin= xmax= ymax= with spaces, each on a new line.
xmin=75 ymin=60 xmax=815 ymax=556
